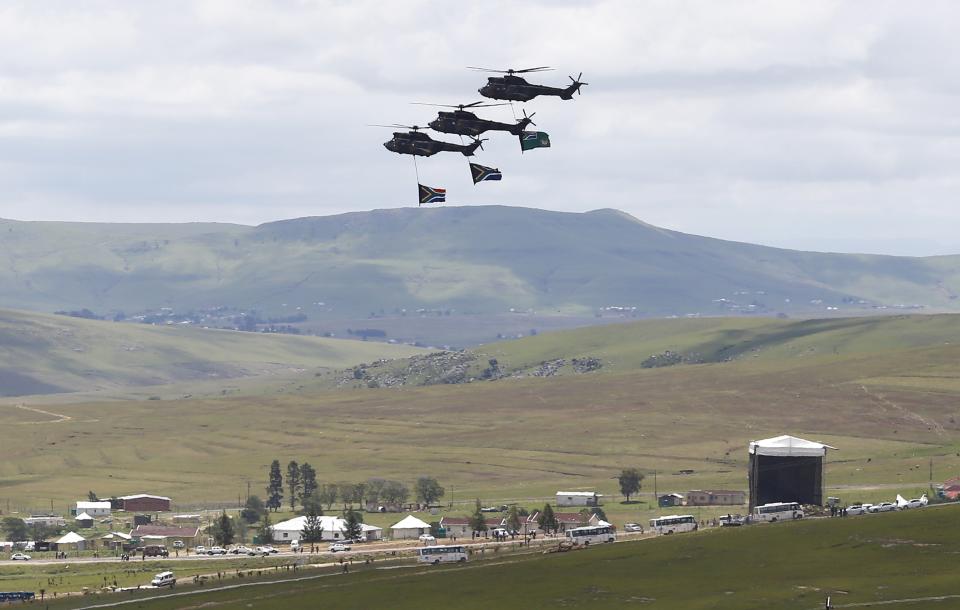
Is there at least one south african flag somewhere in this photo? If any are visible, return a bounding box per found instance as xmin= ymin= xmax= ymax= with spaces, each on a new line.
xmin=418 ymin=184 xmax=446 ymax=206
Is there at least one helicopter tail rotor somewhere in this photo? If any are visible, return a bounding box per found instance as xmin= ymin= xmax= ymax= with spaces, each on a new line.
xmin=562 ymin=72 xmax=588 ymax=99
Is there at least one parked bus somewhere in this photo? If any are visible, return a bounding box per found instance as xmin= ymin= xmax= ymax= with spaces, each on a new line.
xmin=564 ymin=525 xmax=616 ymax=545
xmin=649 ymin=515 xmax=698 ymax=535
xmin=753 ymin=502 xmax=803 ymax=522
xmin=417 ymin=545 xmax=467 ymax=564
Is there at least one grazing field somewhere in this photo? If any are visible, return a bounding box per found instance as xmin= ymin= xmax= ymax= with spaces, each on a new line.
xmin=46 ymin=505 xmax=960 ymax=610
xmin=3 ymin=316 xmax=960 ymax=510
xmin=0 ymin=308 xmax=422 ymax=398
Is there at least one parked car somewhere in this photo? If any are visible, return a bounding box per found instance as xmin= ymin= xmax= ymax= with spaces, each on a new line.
xmin=903 ymin=497 xmax=928 ymax=509
xmin=328 ymin=543 xmax=351 ymax=552
xmin=151 ymin=571 xmax=176 ymax=588
xmin=623 ymin=522 xmax=644 ymax=532
xmin=172 ymin=540 xmax=184 ymax=549
xmin=253 ymin=547 xmax=271 ymax=556
xmin=194 ymin=545 xmax=207 ymax=554
xmin=231 ymin=546 xmax=254 ymax=555
xmin=480 ymin=506 xmax=501 ymax=513
xmin=868 ymin=502 xmax=897 ymax=513
xmin=207 ymin=546 xmax=228 ymax=555
xmin=261 ymin=545 xmax=279 ymax=554
xmin=846 ymin=504 xmax=870 ymax=516
xmin=418 ymin=534 xmax=437 ymax=544
xmin=10 ymin=552 xmax=31 ymax=561
xmin=719 ymin=515 xmax=745 ymax=527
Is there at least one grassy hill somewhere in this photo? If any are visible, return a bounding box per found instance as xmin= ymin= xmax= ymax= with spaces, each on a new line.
xmin=4 ymin=314 xmax=960 ymax=511
xmin=47 ymin=505 xmax=960 ymax=609
xmin=0 ymin=309 xmax=423 ymax=397
xmin=2 ymin=207 xmax=959 ymax=330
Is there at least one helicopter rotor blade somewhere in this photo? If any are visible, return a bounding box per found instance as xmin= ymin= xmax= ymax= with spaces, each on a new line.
xmin=467 ymin=66 xmax=553 ymax=74
xmin=410 ymin=101 xmax=510 ymax=109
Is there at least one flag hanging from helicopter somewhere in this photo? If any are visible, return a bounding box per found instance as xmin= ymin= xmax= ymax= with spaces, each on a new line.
xmin=519 ymin=131 xmax=551 ymax=152
xmin=418 ymin=184 xmax=446 ymax=205
xmin=469 ymin=163 xmax=503 ymax=184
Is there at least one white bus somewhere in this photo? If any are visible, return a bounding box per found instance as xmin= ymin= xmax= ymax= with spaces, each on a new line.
xmin=564 ymin=525 xmax=616 ymax=545
xmin=753 ymin=502 xmax=803 ymax=522
xmin=649 ymin=515 xmax=698 ymax=535
xmin=417 ymin=545 xmax=467 ymax=564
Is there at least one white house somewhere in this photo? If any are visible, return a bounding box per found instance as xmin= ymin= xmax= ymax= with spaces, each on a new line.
xmin=76 ymin=501 xmax=112 ymax=518
xmin=556 ymin=491 xmax=603 ymax=507
xmin=390 ymin=515 xmax=431 ymax=539
xmin=270 ymin=516 xmax=383 ymax=543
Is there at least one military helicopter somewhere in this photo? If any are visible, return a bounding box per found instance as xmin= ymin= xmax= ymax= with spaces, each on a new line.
xmin=411 ymin=101 xmax=536 ymax=137
xmin=374 ymin=124 xmax=485 ymax=157
xmin=469 ymin=66 xmax=588 ymax=102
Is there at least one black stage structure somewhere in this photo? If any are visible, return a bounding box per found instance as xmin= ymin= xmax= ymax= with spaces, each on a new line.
xmin=748 ymin=435 xmax=836 ymax=510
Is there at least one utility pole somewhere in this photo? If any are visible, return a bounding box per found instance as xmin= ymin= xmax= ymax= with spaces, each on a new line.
xmin=930 ymin=457 xmax=934 ymax=483
xmin=653 ymin=470 xmax=658 ymax=512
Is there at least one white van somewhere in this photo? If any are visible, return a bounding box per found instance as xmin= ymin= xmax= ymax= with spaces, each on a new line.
xmin=290 ymin=540 xmax=300 ymax=552
xmin=151 ymin=572 xmax=176 ymax=588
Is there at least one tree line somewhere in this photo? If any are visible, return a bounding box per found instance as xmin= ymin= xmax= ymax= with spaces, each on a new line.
xmin=264 ymin=460 xmax=445 ymax=513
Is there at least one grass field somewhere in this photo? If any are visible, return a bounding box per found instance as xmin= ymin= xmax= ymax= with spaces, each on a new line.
xmin=3 ymin=315 xmax=960 ymax=513
xmin=0 ymin=308 xmax=422 ymax=397
xmin=43 ymin=504 xmax=960 ymax=609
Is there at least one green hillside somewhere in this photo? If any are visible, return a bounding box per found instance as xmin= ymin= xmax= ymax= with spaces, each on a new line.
xmin=0 ymin=309 xmax=422 ymax=397
xmin=53 ymin=506 xmax=960 ymax=610
xmin=2 ymin=207 xmax=959 ymax=324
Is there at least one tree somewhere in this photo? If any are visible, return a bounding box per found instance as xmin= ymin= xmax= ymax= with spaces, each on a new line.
xmin=212 ymin=511 xmax=235 ymax=546
xmin=2 ymin=517 xmax=28 ymax=542
xmin=354 ymin=482 xmax=368 ymax=507
xmin=592 ymin=507 xmax=608 ymax=521
xmin=318 ymin=483 xmax=338 ymax=510
xmin=300 ymin=493 xmax=325 ymax=516
xmin=538 ymin=504 xmax=558 ymax=533
xmin=468 ymin=499 xmax=487 ymax=534
xmin=414 ymin=476 xmax=445 ymax=506
xmin=257 ymin=512 xmax=273 ymax=545
xmin=366 ymin=478 xmax=386 ymax=506
xmin=301 ymin=508 xmax=324 ymax=545
xmin=343 ymin=510 xmax=363 ymax=541
xmin=381 ymin=480 xmax=409 ymax=506
xmin=618 ymin=468 xmax=645 ymax=503
xmin=300 ymin=463 xmax=318 ymax=500
xmin=339 ymin=482 xmax=360 ymax=508
xmin=506 ymin=505 xmax=522 ymax=533
xmin=266 ymin=460 xmax=283 ymax=512
xmin=287 ymin=461 xmax=302 ymax=511
xmin=87 ymin=491 xmax=99 ymax=502
xmin=241 ymin=495 xmax=266 ymax=524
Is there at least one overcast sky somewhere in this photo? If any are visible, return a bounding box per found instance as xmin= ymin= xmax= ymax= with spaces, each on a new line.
xmin=1 ymin=1 xmax=959 ymax=255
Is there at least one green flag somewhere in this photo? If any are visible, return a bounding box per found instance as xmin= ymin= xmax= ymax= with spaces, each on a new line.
xmin=519 ymin=131 xmax=551 ymax=152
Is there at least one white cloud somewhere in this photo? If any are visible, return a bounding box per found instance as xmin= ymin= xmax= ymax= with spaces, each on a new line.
xmin=0 ymin=0 xmax=958 ymax=255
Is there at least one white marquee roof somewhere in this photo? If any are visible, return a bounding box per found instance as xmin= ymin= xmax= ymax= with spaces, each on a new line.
xmin=56 ymin=532 xmax=86 ymax=544
xmin=390 ymin=515 xmax=431 ymax=530
xmin=556 ymin=491 xmax=602 ymax=497
xmin=75 ymin=512 xmax=93 ymax=520
xmin=272 ymin=515 xmax=381 ymax=533
xmin=749 ymin=435 xmax=835 ymax=457
xmin=76 ymin=501 xmax=111 ymax=509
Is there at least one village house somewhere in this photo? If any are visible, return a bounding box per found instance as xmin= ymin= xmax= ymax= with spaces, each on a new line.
xmin=658 ymin=493 xmax=685 ymax=507
xmin=685 ymin=490 xmax=746 ymax=506
xmin=555 ymin=491 xmax=602 ymax=507
xmin=132 ymin=525 xmax=201 ymax=544
xmin=118 ymin=494 xmax=172 ymax=512
xmin=74 ymin=501 xmax=112 ymax=518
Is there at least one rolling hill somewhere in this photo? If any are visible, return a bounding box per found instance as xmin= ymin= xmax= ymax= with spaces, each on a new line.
xmin=0 ymin=308 xmax=422 ymax=397
xmin=1 ymin=207 xmax=959 ymax=327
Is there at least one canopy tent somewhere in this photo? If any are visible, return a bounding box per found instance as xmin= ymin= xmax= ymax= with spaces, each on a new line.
xmin=390 ymin=515 xmax=431 ymax=540
xmin=270 ymin=516 xmax=383 ymax=543
xmin=55 ymin=531 xmax=87 ymax=551
xmin=749 ymin=435 xmax=835 ymax=457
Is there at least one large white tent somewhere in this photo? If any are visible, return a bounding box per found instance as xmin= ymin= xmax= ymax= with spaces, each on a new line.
xmin=55 ymin=531 xmax=87 ymax=551
xmin=270 ymin=515 xmax=382 ymax=543
xmin=390 ymin=515 xmax=431 ymax=540
xmin=749 ymin=435 xmax=835 ymax=457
